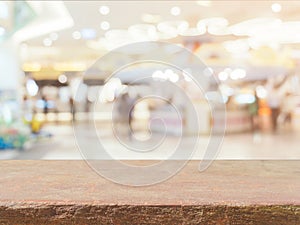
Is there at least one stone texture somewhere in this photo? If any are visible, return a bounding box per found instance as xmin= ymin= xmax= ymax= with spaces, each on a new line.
xmin=0 ymin=160 xmax=299 ymax=224
xmin=0 ymin=204 xmax=299 ymax=225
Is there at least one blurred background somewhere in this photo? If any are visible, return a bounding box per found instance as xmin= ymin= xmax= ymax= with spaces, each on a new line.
xmin=0 ymin=1 xmax=300 ymax=160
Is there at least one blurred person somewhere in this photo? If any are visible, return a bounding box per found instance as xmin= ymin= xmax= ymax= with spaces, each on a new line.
xmin=42 ymin=96 xmax=49 ymax=115
xmin=30 ymin=110 xmax=52 ymax=138
xmin=22 ymin=96 xmax=33 ymax=122
xmin=115 ymin=93 xmax=135 ymax=139
xmin=248 ymin=93 xmax=259 ymax=132
xmin=31 ymin=110 xmax=42 ymax=134
xmin=267 ymin=88 xmax=281 ymax=132
xmin=226 ymin=96 xmax=237 ymax=111
xmin=128 ymin=94 xmax=137 ymax=130
xmin=115 ymin=94 xmax=127 ymax=129
xmin=85 ymin=97 xmax=92 ymax=113
xmin=85 ymin=98 xmax=93 ymax=121
xmin=281 ymin=92 xmax=295 ymax=126
xmin=69 ymin=97 xmax=76 ymax=121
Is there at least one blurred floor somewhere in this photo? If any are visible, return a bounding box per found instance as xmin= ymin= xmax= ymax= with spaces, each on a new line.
xmin=5 ymin=122 xmax=300 ymax=160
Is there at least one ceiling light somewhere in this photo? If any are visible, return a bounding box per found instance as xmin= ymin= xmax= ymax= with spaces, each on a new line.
xmin=99 ymin=6 xmax=110 ymax=15
xmin=156 ymin=32 xmax=178 ymax=40
xmin=169 ymin=73 xmax=179 ymax=83
xmin=235 ymin=94 xmax=255 ymax=104
xmin=49 ymin=32 xmax=58 ymax=41
xmin=157 ymin=21 xmax=189 ymax=36
xmin=198 ymin=17 xmax=228 ymax=28
xmin=104 ymin=29 xmax=134 ymax=48
xmin=230 ymin=68 xmax=246 ymax=80
xmin=218 ymin=71 xmax=228 ymax=81
xmin=165 ymin=69 xmax=179 ymax=83
xmin=197 ymin=17 xmax=228 ymax=35
xmin=208 ymin=26 xmax=230 ymax=35
xmin=101 ymin=78 xmax=122 ymax=102
xmin=170 ymin=6 xmax=181 ymax=16
xmin=26 ymin=79 xmax=39 ymax=97
xmin=43 ymin=38 xmax=52 ymax=47
xmin=80 ymin=28 xmax=97 ymax=39
xmin=0 ymin=2 xmax=8 ymax=19
xmin=271 ymin=3 xmax=282 ymax=13
xmin=128 ymin=24 xmax=158 ymax=41
xmin=247 ymin=21 xmax=300 ymax=44
xmin=152 ymin=70 xmax=168 ymax=81
xmin=100 ymin=21 xmax=110 ymax=31
xmin=0 ymin=26 xmax=5 ymax=36
xmin=256 ymin=86 xmax=268 ymax=99
xmin=72 ymin=31 xmax=81 ymax=40
xmin=230 ymin=72 xmax=240 ymax=80
xmin=142 ymin=14 xmax=161 ymax=23
xmin=58 ymin=74 xmax=68 ymax=84
xmin=196 ymin=1 xmax=211 ymax=7
xmin=229 ymin=18 xmax=282 ymax=36
xmin=180 ymin=28 xmax=205 ymax=36
xmin=196 ymin=23 xmax=206 ymax=34
xmin=12 ymin=1 xmax=74 ymax=43
xmin=183 ymin=68 xmax=193 ymax=82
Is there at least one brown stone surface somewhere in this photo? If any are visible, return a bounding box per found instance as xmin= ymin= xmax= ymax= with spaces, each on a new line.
xmin=0 ymin=160 xmax=299 ymax=224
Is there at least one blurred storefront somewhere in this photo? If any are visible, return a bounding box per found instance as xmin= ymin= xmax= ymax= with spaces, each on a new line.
xmin=1 ymin=1 xmax=300 ymax=157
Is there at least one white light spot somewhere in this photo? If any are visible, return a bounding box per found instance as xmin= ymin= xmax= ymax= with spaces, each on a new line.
xmin=169 ymin=73 xmax=179 ymax=83
xmin=81 ymin=28 xmax=97 ymax=40
xmin=183 ymin=68 xmax=193 ymax=82
xmin=271 ymin=3 xmax=282 ymax=13
xmin=218 ymin=71 xmax=228 ymax=81
xmin=230 ymin=68 xmax=246 ymax=80
xmin=235 ymin=94 xmax=255 ymax=104
xmin=170 ymin=6 xmax=181 ymax=16
xmin=256 ymin=86 xmax=268 ymax=99
xmin=99 ymin=6 xmax=110 ymax=15
xmin=43 ymin=38 xmax=52 ymax=47
xmin=58 ymin=74 xmax=68 ymax=84
xmin=100 ymin=21 xmax=110 ymax=30
xmin=26 ymin=79 xmax=39 ymax=96
xmin=196 ymin=1 xmax=211 ymax=7
xmin=0 ymin=2 xmax=8 ymax=19
xmin=72 ymin=31 xmax=81 ymax=40
xmin=152 ymin=70 xmax=168 ymax=81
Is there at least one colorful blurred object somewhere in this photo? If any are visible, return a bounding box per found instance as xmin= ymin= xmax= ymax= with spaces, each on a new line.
xmin=0 ymin=90 xmax=30 ymax=150
xmin=0 ymin=127 xmax=29 ymax=150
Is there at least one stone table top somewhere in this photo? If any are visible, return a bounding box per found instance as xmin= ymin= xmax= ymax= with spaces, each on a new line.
xmin=0 ymin=160 xmax=299 ymax=224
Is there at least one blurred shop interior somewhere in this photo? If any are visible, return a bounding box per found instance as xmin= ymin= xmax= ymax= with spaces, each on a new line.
xmin=1 ymin=1 xmax=300 ymax=159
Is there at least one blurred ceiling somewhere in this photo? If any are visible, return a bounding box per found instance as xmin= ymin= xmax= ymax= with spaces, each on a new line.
xmin=2 ymin=1 xmax=300 ymax=80
xmin=24 ymin=2 xmax=300 ymax=53
xmin=24 ymin=0 xmax=300 ymax=46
